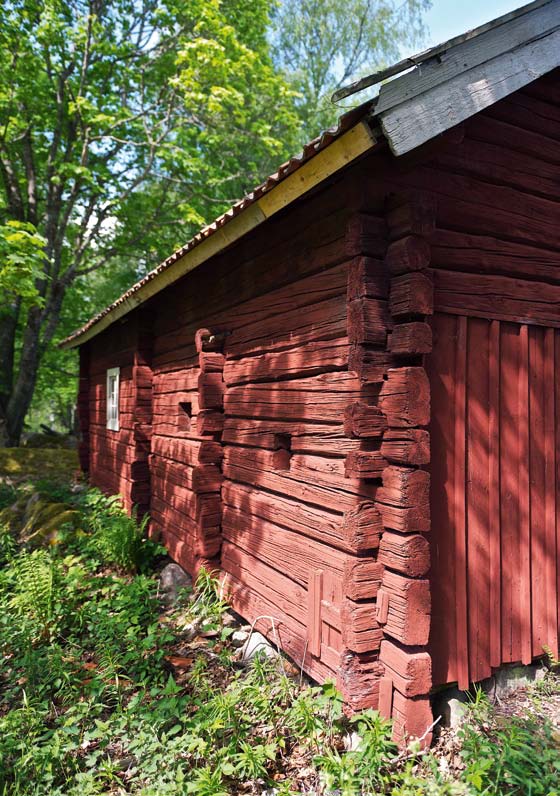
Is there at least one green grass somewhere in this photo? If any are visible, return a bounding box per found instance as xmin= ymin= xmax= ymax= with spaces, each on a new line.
xmin=0 ymin=477 xmax=558 ymax=795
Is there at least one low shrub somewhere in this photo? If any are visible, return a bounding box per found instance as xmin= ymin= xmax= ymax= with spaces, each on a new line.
xmin=459 ymin=689 xmax=560 ymax=796
xmin=80 ymin=488 xmax=162 ymax=572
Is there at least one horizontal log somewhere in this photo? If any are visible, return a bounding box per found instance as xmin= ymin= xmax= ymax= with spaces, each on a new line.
xmin=222 ymin=552 xmax=339 ymax=679
xmin=347 ymin=256 xmax=388 ymax=301
xmin=89 ymin=436 xmax=149 ymax=462
xmin=389 ymin=322 xmax=432 ymax=355
xmin=378 ymin=531 xmax=430 ymax=577
xmin=223 ymin=447 xmax=376 ymax=513
xmin=389 ymin=272 xmax=433 ymax=318
xmin=223 ymin=338 xmax=349 ymax=386
xmin=386 ymin=194 xmax=436 ymax=241
xmin=430 ymin=228 xmax=560 ymax=284
xmin=198 ymin=351 xmax=225 ymax=373
xmin=338 ymin=651 xmax=384 ymax=711
xmin=470 ymin=109 xmax=560 ymax=167
xmin=345 ymin=213 xmax=388 ymax=258
xmin=345 ymin=450 xmax=387 ymax=479
xmin=221 ymin=477 xmax=381 ymax=552
xmin=406 ymin=164 xmax=559 ymax=250
xmin=347 ymin=297 xmax=390 ymax=346
xmin=150 ymin=482 xmax=221 ymax=524
xmin=434 ymin=134 xmax=559 ymax=202
xmin=156 ymin=260 xmax=349 ymax=354
xmin=379 ymin=640 xmax=432 ymax=698
xmin=152 ymin=195 xmax=353 ymax=334
xmin=150 ymin=494 xmax=221 ymax=536
xmin=343 ymin=557 xmax=384 ymax=601
xmin=223 ymin=417 xmax=357 ymax=456
xmin=150 ymin=456 xmax=223 ymax=494
xmin=224 ymin=371 xmax=363 ymax=423
xmin=151 ymin=510 xmax=220 ymax=558
xmin=434 ymin=268 xmax=560 ymax=328
xmin=151 ymin=436 xmax=222 ymax=466
xmin=379 ymin=367 xmax=430 ymax=427
xmin=376 ymin=502 xmax=430 ymax=534
xmin=348 ymin=345 xmax=391 ymax=383
xmin=223 ymin=510 xmax=381 ymax=600
xmin=392 ymin=691 xmax=433 ymax=746
xmin=152 ymin=370 xmax=199 ymax=395
xmin=227 ymin=296 xmax=347 ymax=359
xmin=377 ymin=571 xmax=430 ymax=646
xmin=198 ymin=372 xmax=224 ymax=410
xmin=344 ymin=402 xmax=388 ymax=438
xmin=378 ymin=466 xmax=430 ymax=508
xmin=384 ymin=236 xmax=430 ymax=277
xmin=196 ymin=409 xmax=224 ymax=435
xmin=341 ymin=599 xmax=383 ymax=653
xmin=380 ymin=429 xmax=430 ymax=466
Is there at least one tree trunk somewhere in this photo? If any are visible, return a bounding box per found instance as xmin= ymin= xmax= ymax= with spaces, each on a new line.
xmin=3 ymin=284 xmax=65 ymax=446
xmin=0 ymin=300 xmax=21 ymax=446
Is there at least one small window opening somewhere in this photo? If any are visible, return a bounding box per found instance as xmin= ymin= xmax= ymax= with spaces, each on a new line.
xmin=274 ymin=433 xmax=292 ymax=470
xmin=178 ymin=401 xmax=192 ymax=430
xmin=179 ymin=401 xmax=192 ymax=418
xmin=106 ymin=367 xmax=120 ymax=431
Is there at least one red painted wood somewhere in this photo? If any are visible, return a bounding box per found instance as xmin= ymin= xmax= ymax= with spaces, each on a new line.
xmin=544 ymin=329 xmax=558 ymax=656
xmin=429 ymin=314 xmax=560 ymax=687
xmin=454 ymin=316 xmax=469 ymax=690
xmin=83 ymin=72 xmax=560 ymax=706
xmin=466 ymin=319 xmax=490 ymax=684
xmin=488 ymin=321 xmax=502 ymax=670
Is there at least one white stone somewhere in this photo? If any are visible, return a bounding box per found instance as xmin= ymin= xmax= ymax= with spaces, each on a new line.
xmin=231 ymin=629 xmax=249 ymax=647
xmin=241 ymin=630 xmax=277 ymax=661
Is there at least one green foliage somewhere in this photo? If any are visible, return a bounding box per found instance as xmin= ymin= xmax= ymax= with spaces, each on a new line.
xmin=0 ymin=221 xmax=47 ymax=305
xmin=0 ymin=480 xmax=18 ymax=510
xmin=0 ymin=0 xmax=301 ymax=443
xmin=10 ymin=549 xmax=62 ymax=640
xmin=1 ymin=478 xmax=558 ymax=796
xmin=80 ymin=488 xmax=162 ymax=572
xmin=0 ymin=522 xmax=17 ymax=564
xmin=458 ymin=690 xmax=560 ymax=796
xmin=271 ymin=0 xmax=431 ymax=135
xmin=0 ymin=447 xmax=78 ymax=481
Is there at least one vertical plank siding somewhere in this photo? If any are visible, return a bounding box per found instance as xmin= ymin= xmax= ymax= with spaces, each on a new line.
xmin=424 ymin=72 xmax=560 ymax=689
xmin=429 ymin=317 xmax=560 ymax=688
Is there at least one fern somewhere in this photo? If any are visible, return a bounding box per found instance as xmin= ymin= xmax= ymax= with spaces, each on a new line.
xmin=10 ymin=550 xmax=61 ymax=640
xmin=81 ymin=489 xmax=159 ymax=572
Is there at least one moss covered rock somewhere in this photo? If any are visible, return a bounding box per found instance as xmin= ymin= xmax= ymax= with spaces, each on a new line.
xmin=20 ymin=499 xmax=81 ymax=547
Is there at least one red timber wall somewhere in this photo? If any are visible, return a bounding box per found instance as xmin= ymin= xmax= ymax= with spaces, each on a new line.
xmin=78 ymin=69 xmax=560 ymax=741
xmin=406 ymin=70 xmax=560 ymax=690
xmin=81 ymin=310 xmax=153 ymax=518
xmin=146 ymin=159 xmax=393 ymax=703
xmin=80 ymin=144 xmax=435 ymax=740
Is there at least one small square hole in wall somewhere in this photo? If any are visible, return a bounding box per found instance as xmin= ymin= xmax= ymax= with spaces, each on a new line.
xmin=178 ymin=401 xmax=192 ymax=430
xmin=274 ymin=433 xmax=292 ymax=470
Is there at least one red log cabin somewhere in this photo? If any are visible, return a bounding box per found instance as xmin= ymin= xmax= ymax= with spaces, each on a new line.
xmin=62 ymin=0 xmax=560 ymax=743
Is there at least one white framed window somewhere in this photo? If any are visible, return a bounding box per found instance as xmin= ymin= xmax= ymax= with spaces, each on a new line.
xmin=106 ymin=367 xmax=120 ymax=431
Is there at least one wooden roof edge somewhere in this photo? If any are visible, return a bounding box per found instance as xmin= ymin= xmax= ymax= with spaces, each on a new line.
xmin=375 ymin=0 xmax=560 ymax=155
xmin=60 ymin=119 xmax=378 ymax=349
xmin=332 ymin=0 xmax=555 ymax=103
